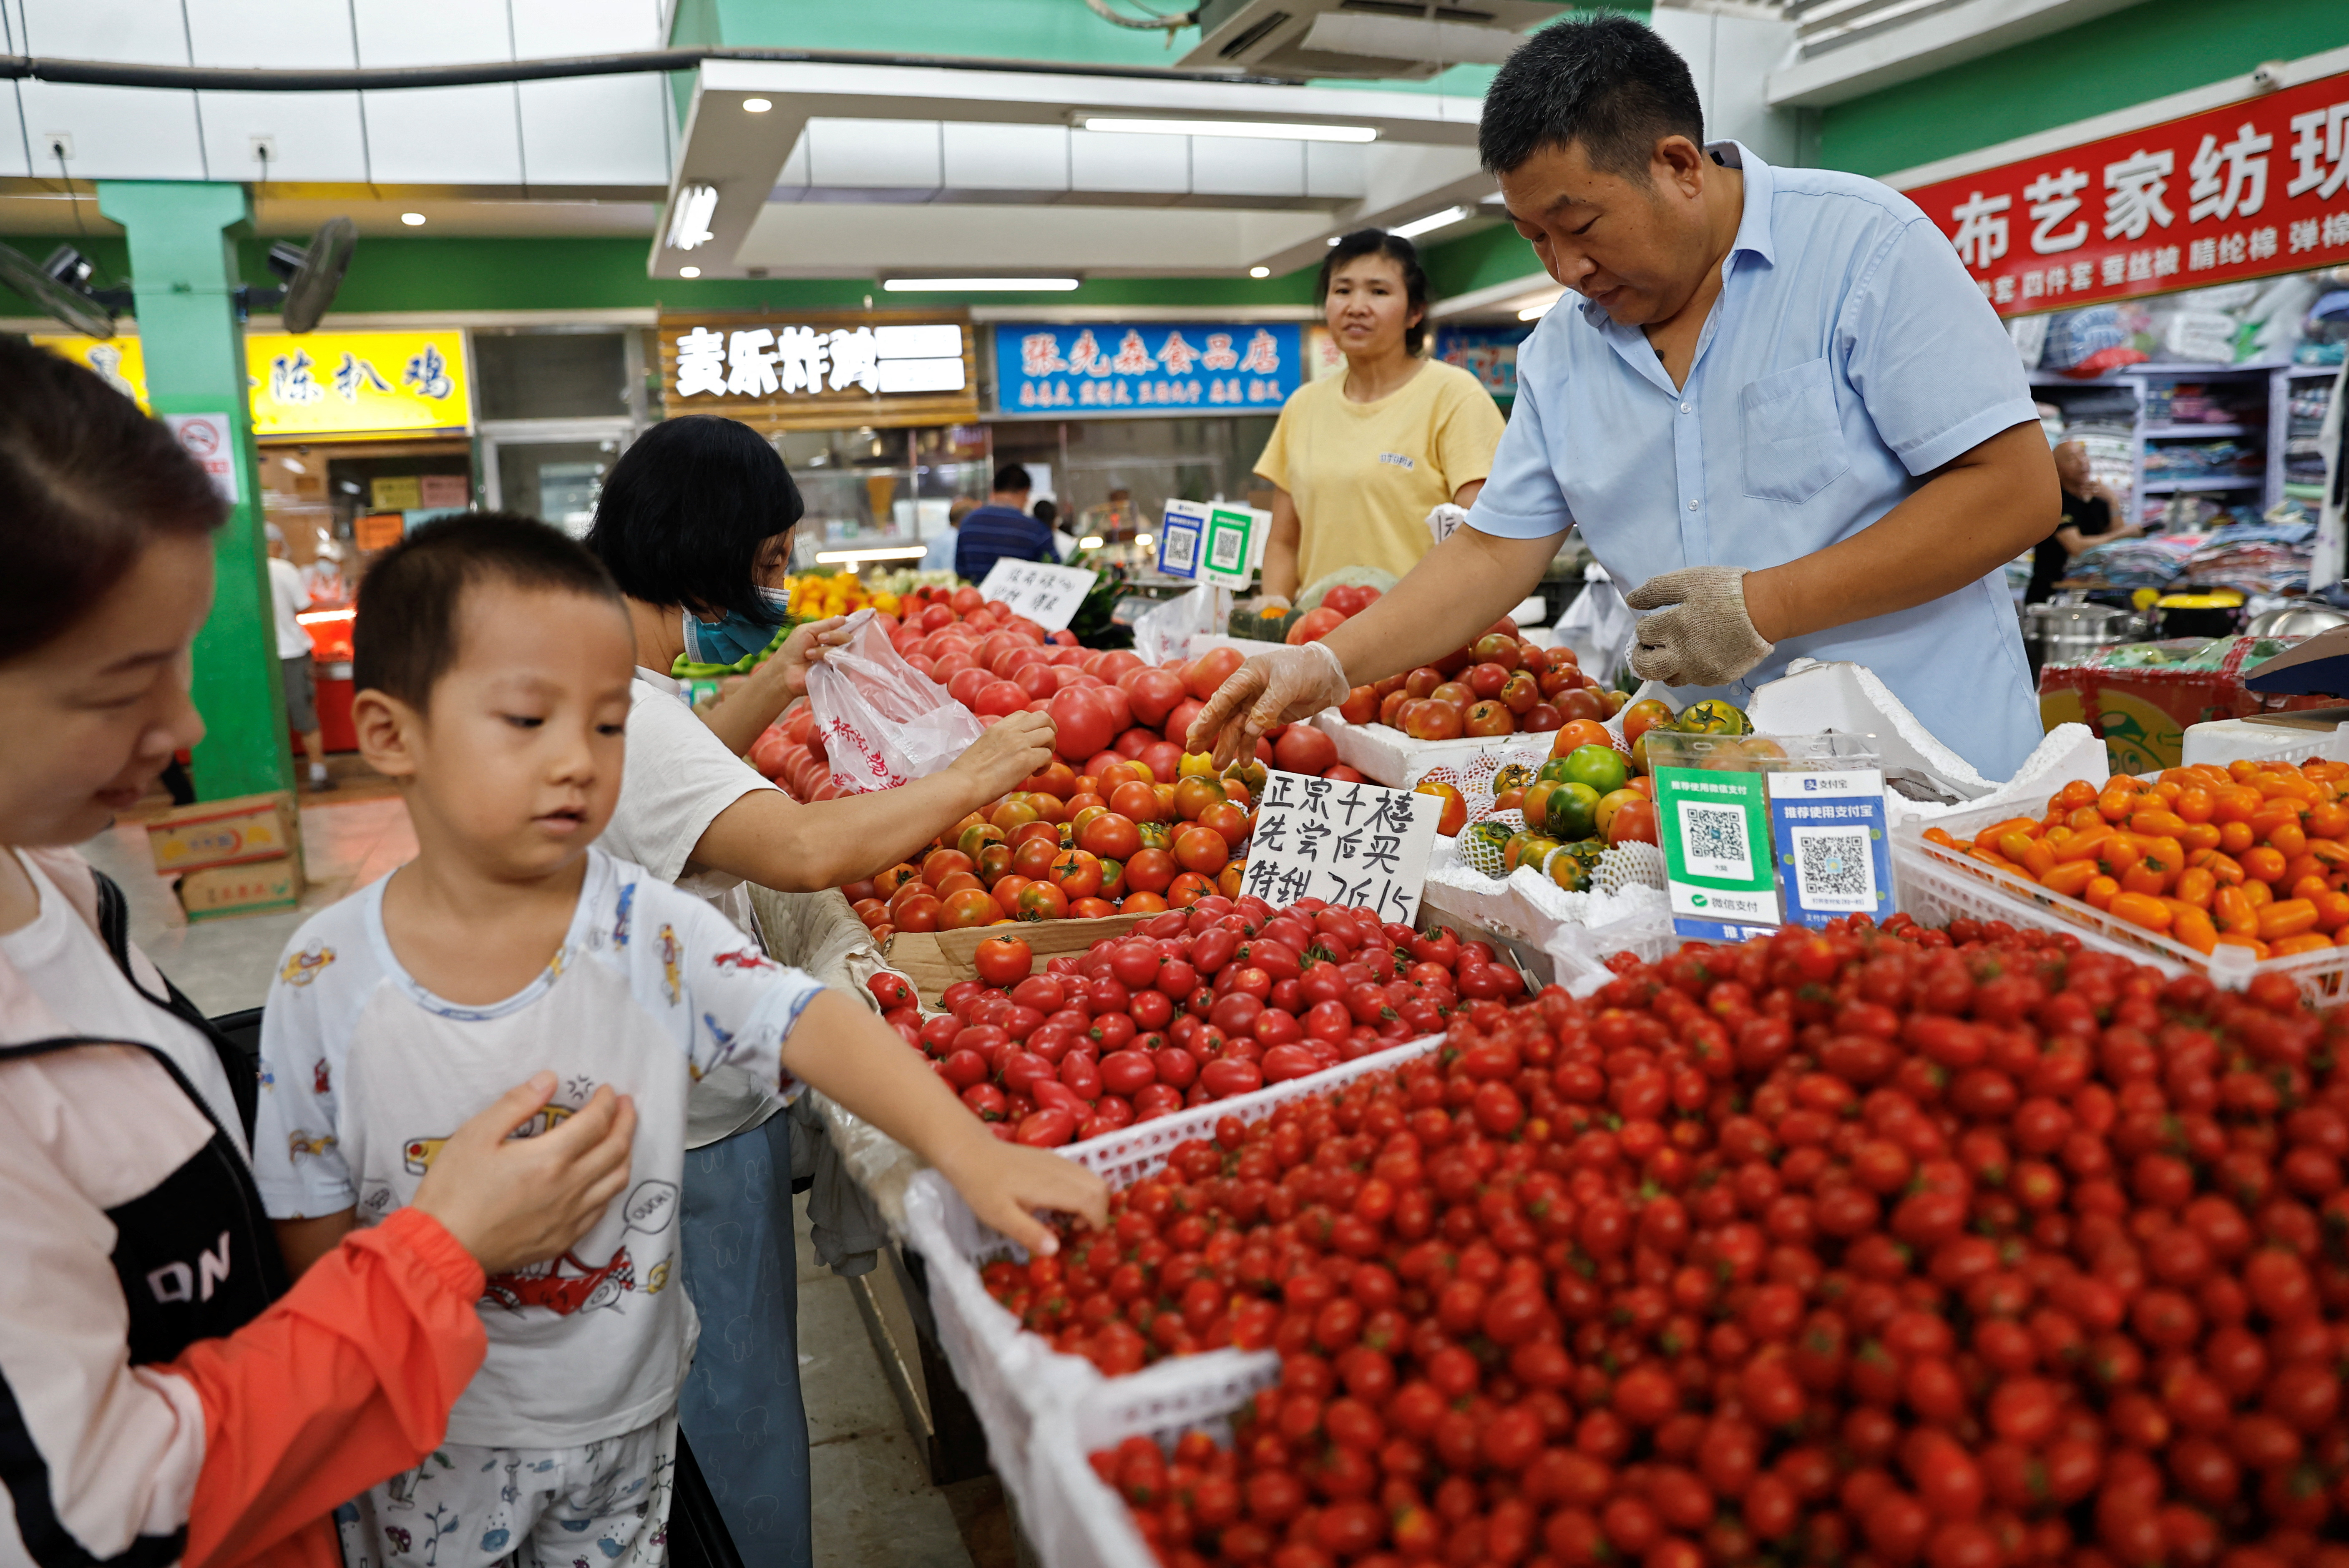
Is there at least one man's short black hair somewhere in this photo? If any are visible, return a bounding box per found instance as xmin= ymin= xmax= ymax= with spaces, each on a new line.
xmin=355 ymin=511 xmax=622 ymax=709
xmin=584 ymin=415 xmax=804 ymax=625
xmin=1479 ymin=13 xmax=1704 ymax=182
xmin=993 ymin=462 xmax=1032 ymax=494
xmin=1318 ymin=230 xmax=1430 ymax=356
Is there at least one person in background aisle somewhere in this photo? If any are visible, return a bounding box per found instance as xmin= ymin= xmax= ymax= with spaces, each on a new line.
xmin=920 ymin=494 xmax=977 ymax=573
xmin=1254 ymin=230 xmax=1506 ymax=606
xmin=0 ymin=334 xmax=639 ymax=1568
xmin=252 ymin=515 xmax=1103 ymax=1568
xmin=1034 ymin=496 xmax=1076 ymax=561
xmin=2025 ymin=439 xmax=2138 ymax=603
xmin=955 ymin=462 xmax=1057 ymax=583
xmin=582 ymin=415 xmax=1059 ymax=1563
xmin=267 ymin=522 xmax=334 ymax=791
xmin=1188 ymin=15 xmax=2057 ymax=781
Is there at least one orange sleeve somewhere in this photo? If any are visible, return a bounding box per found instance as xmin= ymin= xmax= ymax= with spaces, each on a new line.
xmin=170 ymin=1207 xmax=488 ymax=1568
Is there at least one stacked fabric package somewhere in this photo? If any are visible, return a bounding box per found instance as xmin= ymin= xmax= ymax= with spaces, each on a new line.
xmin=2059 ymin=532 xmax=2200 ymax=594
xmin=2179 ymin=517 xmax=2317 ymax=596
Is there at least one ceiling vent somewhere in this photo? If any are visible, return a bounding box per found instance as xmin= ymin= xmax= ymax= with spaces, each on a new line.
xmin=1180 ymin=0 xmax=1574 ymax=79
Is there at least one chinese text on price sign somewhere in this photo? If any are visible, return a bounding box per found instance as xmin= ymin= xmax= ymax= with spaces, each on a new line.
xmin=1906 ymin=65 xmax=2349 ymax=315
xmin=973 ymin=560 xmax=1098 ymax=632
xmin=1240 ymin=773 xmax=1444 ymax=925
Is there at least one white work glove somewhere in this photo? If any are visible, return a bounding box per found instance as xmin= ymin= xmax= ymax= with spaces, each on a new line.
xmin=1622 ymin=566 xmax=1775 ymax=688
xmin=1185 ymin=641 xmax=1350 ymax=769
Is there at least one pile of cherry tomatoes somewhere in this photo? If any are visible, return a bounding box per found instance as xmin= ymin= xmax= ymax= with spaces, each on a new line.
xmin=872 ymin=893 xmax=1529 ymax=1148
xmin=967 ymin=912 xmax=2349 ymax=1567
xmin=1926 ymin=758 xmax=2349 ymax=960
xmin=1334 ymin=622 xmax=1619 ymax=745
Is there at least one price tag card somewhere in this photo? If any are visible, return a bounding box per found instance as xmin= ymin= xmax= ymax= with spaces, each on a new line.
xmin=1159 ymin=500 xmax=1207 ymax=579
xmin=1766 ymin=769 xmax=1892 ymax=928
xmin=975 ymin=558 xmax=1099 ymax=632
xmin=1239 ymin=771 xmax=1444 ymax=925
xmin=1200 ymin=505 xmax=1268 ymax=591
xmin=1655 ymin=767 xmax=1781 ymax=941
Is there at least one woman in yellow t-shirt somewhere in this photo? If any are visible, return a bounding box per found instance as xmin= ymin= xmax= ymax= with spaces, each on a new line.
xmin=1254 ymin=229 xmax=1507 ymax=603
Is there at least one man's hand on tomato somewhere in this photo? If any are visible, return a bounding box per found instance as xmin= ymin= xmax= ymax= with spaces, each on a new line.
xmin=1185 ymin=641 xmax=1350 ymax=770
xmin=1622 ymin=566 xmax=1775 ymax=688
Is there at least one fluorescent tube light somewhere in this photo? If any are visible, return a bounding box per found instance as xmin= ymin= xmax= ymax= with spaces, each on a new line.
xmin=1392 ymin=205 xmax=1468 ymax=240
xmin=816 ymin=545 xmax=929 ymax=565
xmin=1079 ymin=116 xmax=1377 ymax=143
xmin=881 ymin=277 xmax=1079 ymax=292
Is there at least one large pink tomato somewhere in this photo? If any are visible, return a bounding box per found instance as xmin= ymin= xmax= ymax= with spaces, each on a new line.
xmin=1049 ymin=686 xmax=1117 ymax=763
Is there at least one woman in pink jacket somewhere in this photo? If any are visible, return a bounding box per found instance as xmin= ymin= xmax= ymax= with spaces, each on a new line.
xmin=0 ymin=337 xmax=640 ymax=1567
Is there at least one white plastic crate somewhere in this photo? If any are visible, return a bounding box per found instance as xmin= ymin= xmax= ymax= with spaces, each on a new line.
xmin=898 ymin=1033 xmax=1444 ymax=1518
xmin=1026 ymin=1354 xmax=1282 ymax=1568
xmin=1891 ymin=798 xmax=2349 ymax=1005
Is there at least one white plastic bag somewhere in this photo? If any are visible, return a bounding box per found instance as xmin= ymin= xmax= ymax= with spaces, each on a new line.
xmin=1555 ymin=563 xmax=1638 ymax=683
xmin=805 ymin=607 xmax=986 ymax=792
xmin=1133 ymin=584 xmax=1228 ymax=666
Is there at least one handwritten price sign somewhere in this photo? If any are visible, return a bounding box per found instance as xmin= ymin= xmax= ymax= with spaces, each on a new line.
xmin=1240 ymin=772 xmax=1445 ymax=924
xmin=976 ymin=559 xmax=1099 ymax=632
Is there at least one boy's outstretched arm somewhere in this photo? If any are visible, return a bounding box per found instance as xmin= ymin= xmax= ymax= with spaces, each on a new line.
xmin=780 ymin=990 xmax=1109 ymax=1253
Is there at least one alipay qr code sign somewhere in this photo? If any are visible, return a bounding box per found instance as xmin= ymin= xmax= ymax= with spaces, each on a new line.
xmin=1766 ymin=769 xmax=1892 ymax=928
xmin=1655 ymin=767 xmax=1780 ymax=941
xmin=1159 ymin=500 xmax=1207 ymax=579
xmin=974 ymin=559 xmax=1099 ymax=632
xmin=1239 ymin=771 xmax=1444 ymax=925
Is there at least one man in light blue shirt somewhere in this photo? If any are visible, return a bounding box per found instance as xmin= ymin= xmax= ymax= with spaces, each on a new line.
xmin=1186 ymin=14 xmax=2057 ymax=781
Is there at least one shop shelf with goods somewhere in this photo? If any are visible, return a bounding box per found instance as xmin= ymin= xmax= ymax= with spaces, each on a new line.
xmin=2272 ymin=364 xmax=2340 ymax=516
xmin=2029 ymin=362 xmax=2278 ymax=528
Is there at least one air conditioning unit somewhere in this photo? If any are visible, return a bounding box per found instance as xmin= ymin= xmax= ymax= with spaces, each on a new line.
xmin=1181 ymin=0 xmax=1574 ymax=80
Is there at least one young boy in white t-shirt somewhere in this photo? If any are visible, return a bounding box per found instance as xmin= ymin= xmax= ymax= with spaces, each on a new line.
xmin=250 ymin=514 xmax=1104 ymax=1567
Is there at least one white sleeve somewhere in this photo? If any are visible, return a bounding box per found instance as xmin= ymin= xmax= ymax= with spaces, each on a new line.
xmin=250 ymin=944 xmax=355 ymax=1219
xmin=600 ymin=683 xmax=781 ymax=885
xmin=646 ymin=882 xmax=825 ymax=1099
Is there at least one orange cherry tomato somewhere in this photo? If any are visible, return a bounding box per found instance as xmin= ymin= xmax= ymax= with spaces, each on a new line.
xmin=2174 ymin=786 xmax=2216 ymax=824
xmin=2173 ymin=866 xmax=2216 ymax=909
xmin=2315 ymin=890 xmax=2349 ymax=934
xmin=2241 ymin=845 xmax=2289 ymax=885
xmin=2213 ymin=885 xmax=2258 ymax=934
xmin=2041 ymin=859 xmax=2098 ymax=897
xmin=2085 ymin=876 xmax=2120 ymax=911
xmin=2169 ymin=907 xmax=2219 ymax=955
xmin=2129 ymin=809 xmax=2189 ymax=839
xmin=2068 ymin=805 xmax=2105 ymax=833
xmin=2258 ymin=898 xmax=2320 ymax=940
xmin=2108 ymin=891 xmax=2173 ymax=932
xmin=2057 ymin=779 xmax=2100 ymax=810
xmin=2120 ymin=859 xmax=2171 ymax=898
xmin=2271 ymin=932 xmax=2334 ymax=956
xmin=2179 ymin=822 xmax=2222 ymax=852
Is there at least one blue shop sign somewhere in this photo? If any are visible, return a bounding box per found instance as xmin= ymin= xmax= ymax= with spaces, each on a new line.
xmin=993 ymin=322 xmax=1302 ymax=415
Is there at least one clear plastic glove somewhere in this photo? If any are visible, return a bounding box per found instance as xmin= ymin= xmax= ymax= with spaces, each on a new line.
xmin=1622 ymin=566 xmax=1775 ymax=688
xmin=1185 ymin=640 xmax=1349 ymax=769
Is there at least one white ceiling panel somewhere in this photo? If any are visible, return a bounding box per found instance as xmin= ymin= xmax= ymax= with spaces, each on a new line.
xmin=350 ymin=0 xmax=510 ymax=67
xmin=940 ymin=123 xmax=1069 ymax=194
xmin=519 ymin=76 xmax=669 ymax=187
xmin=198 ymin=92 xmax=368 ymax=183
xmin=805 ymin=118 xmax=939 ymax=190
xmin=1304 ymin=140 xmax=1368 ymax=200
xmin=185 ymin=0 xmax=356 ymax=65
xmin=511 ymin=0 xmax=662 ymax=55
xmin=775 ymin=132 xmax=811 ymax=191
xmin=19 ymin=82 xmax=205 ymax=178
xmin=1067 ymin=129 xmax=1188 ymax=195
xmin=1190 ymin=136 xmax=1306 ymax=199
xmin=361 ymin=85 xmax=523 ymax=184
xmin=737 ymin=200 xmax=1330 ymax=275
xmin=18 ymin=0 xmax=187 ymax=63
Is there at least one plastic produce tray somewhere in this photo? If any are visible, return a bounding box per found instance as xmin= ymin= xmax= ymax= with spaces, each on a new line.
xmin=898 ymin=1033 xmax=1442 ymax=1521
xmin=1025 ymin=1354 xmax=1282 ymax=1568
xmin=1891 ymin=796 xmax=2349 ymax=1005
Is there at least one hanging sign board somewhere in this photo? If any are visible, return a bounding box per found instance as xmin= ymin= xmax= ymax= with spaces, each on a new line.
xmin=38 ymin=330 xmax=472 ymax=439
xmin=993 ymin=322 xmax=1303 ymax=416
xmin=659 ymin=308 xmax=976 ymax=432
xmin=1239 ymin=772 xmax=1444 ymax=924
xmin=1159 ymin=499 xmax=1208 ymax=579
xmin=1904 ymin=64 xmax=2349 ymax=316
xmin=974 ymin=559 xmax=1098 ymax=632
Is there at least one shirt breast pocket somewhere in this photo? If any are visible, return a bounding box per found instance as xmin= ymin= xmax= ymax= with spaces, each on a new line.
xmin=1740 ymin=358 xmax=1849 ymax=505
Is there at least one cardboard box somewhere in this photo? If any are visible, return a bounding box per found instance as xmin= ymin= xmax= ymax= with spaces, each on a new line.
xmin=146 ymin=792 xmax=300 ymax=875
xmin=885 ymin=912 xmax=1146 ymax=1006
xmin=176 ymin=856 xmax=304 ymax=922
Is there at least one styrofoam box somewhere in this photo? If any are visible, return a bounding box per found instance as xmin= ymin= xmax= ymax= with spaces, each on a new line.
xmin=1891 ymin=795 xmax=2349 ymax=1006
xmin=2184 ymin=714 xmax=2349 ymax=769
xmin=899 ymin=1033 xmax=1444 ymax=1521
xmin=1026 ymin=1357 xmax=1281 ymax=1568
xmin=1309 ymin=710 xmax=1555 ymax=790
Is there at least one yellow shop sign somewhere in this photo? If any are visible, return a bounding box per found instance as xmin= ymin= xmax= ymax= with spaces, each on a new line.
xmin=35 ymin=329 xmax=471 ymax=440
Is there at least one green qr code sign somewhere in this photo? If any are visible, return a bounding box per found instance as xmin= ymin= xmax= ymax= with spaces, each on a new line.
xmin=1206 ymin=517 xmax=1248 ymax=571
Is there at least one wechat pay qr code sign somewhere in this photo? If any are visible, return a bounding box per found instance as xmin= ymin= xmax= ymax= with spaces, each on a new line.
xmin=974 ymin=559 xmax=1099 ymax=632
xmin=1656 ymin=767 xmax=1779 ymax=941
xmin=1240 ymin=772 xmax=1444 ymax=925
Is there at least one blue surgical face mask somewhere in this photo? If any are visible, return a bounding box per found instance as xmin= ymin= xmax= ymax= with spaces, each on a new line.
xmin=682 ymin=586 xmax=793 ymax=668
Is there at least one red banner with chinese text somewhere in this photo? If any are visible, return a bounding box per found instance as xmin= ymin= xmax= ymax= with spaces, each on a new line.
xmin=1906 ymin=68 xmax=2349 ymax=317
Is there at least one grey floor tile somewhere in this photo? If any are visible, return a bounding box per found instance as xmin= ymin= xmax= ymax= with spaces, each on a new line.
xmin=808 ymin=1426 xmax=977 ymax=1568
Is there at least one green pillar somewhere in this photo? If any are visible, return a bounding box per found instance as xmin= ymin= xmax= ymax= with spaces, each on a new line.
xmin=97 ymin=182 xmax=291 ymax=804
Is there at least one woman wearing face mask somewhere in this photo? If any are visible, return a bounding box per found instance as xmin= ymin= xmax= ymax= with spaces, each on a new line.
xmin=584 ymin=414 xmax=1055 ymax=1565
xmin=0 ymin=338 xmax=639 ymax=1567
xmin=1255 ymin=229 xmax=1506 ymax=606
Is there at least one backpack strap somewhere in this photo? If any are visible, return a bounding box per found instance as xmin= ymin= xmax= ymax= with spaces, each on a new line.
xmin=88 ymin=869 xmax=262 ymax=1144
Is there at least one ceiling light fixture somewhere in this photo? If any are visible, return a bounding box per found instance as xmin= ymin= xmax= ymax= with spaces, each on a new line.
xmin=1391 ymin=205 xmax=1468 ymax=240
xmin=1249 ymin=265 xmax=1271 ymax=278
xmin=1135 ymin=533 xmax=1153 ymax=546
xmin=399 ymin=211 xmax=426 ymax=226
xmin=881 ymin=277 xmax=1079 ymax=292
xmin=816 ymin=545 xmax=929 ymax=566
xmin=1080 ymin=116 xmax=1377 ymax=143
xmin=1517 ymin=297 xmax=1560 ymax=322
xmin=1080 ymin=535 xmax=1105 ymax=550
xmin=1326 ymin=236 xmax=1341 ymax=246
xmin=678 ymin=266 xmax=701 ymax=278
xmin=665 ymin=183 xmax=719 ymax=251
xmin=742 ymin=97 xmax=772 ymax=113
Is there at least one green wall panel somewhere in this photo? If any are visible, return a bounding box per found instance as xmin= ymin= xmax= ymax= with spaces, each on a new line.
xmin=1421 ymin=223 xmax=1543 ymax=303
xmin=1818 ymin=0 xmax=2349 ymax=178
